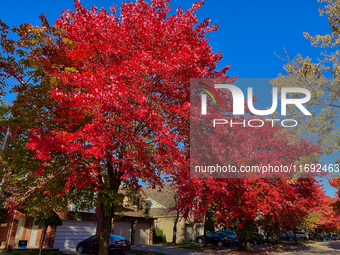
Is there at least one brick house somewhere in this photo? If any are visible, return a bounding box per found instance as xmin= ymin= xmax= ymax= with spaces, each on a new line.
xmin=0 ymin=202 xmax=154 ymax=251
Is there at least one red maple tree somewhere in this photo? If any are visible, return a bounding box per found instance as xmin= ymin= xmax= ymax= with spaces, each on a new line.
xmin=173 ymin=114 xmax=324 ymax=249
xmin=0 ymin=0 xmax=231 ymax=254
xmin=315 ymin=195 xmax=340 ymax=232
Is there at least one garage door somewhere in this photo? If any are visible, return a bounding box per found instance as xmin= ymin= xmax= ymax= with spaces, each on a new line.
xmin=53 ymin=221 xmax=97 ymax=251
xmin=113 ymin=221 xmax=132 ymax=241
xmin=135 ymin=223 xmax=150 ymax=245
xmin=185 ymin=224 xmax=193 ymax=242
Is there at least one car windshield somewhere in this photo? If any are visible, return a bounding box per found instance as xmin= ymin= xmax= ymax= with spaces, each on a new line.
xmin=109 ymin=235 xmax=125 ymax=241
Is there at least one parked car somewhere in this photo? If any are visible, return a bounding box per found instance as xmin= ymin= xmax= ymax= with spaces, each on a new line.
xmin=281 ymin=231 xmax=306 ymax=241
xmin=76 ymin=235 xmax=131 ymax=255
xmin=196 ymin=232 xmax=231 ymax=247
xmin=307 ymin=234 xmax=315 ymax=240
xmin=315 ymin=233 xmax=327 ymax=241
xmin=216 ymin=230 xmax=240 ymax=246
xmin=281 ymin=232 xmax=294 ymax=241
xmin=326 ymin=233 xmax=337 ymax=241
xmin=295 ymin=231 xmax=307 ymax=240
xmin=248 ymin=232 xmax=264 ymax=245
xmin=332 ymin=234 xmax=339 ymax=240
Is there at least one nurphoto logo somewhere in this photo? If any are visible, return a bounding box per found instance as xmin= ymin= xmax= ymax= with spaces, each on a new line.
xmin=200 ymin=84 xmax=311 ymax=116
xmin=190 ymin=78 xmax=317 ymax=179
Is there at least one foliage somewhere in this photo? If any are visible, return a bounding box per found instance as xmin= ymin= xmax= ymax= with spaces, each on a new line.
xmin=0 ymin=189 xmax=10 ymax=220
xmin=271 ymin=0 xmax=340 ymax=155
xmin=315 ymin=195 xmax=340 ymax=232
xmin=204 ymin=206 xmax=216 ymax=232
xmin=34 ymin=211 xmax=62 ymax=255
xmin=34 ymin=211 xmax=62 ymax=227
xmin=153 ymin=227 xmax=164 ymax=243
xmin=299 ymin=212 xmax=321 ymax=233
xmin=0 ymin=101 xmax=10 ymax=220
xmin=0 ymin=0 xmax=230 ymax=254
xmin=174 ymin=101 xmax=325 ymax=249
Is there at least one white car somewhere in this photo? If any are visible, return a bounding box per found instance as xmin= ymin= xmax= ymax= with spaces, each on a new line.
xmin=295 ymin=231 xmax=307 ymax=240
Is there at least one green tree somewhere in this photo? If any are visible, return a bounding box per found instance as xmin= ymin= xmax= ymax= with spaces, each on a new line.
xmin=34 ymin=211 xmax=62 ymax=255
xmin=0 ymin=101 xmax=9 ymax=220
xmin=271 ymin=0 xmax=340 ymax=155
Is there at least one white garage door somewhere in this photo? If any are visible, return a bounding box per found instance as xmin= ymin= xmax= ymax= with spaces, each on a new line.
xmin=135 ymin=223 xmax=150 ymax=245
xmin=53 ymin=221 xmax=97 ymax=251
xmin=113 ymin=221 xmax=132 ymax=241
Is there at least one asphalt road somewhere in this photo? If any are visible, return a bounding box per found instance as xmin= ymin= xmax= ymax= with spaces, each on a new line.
xmin=48 ymin=241 xmax=340 ymax=255
xmin=132 ymin=241 xmax=340 ymax=254
xmin=275 ymin=240 xmax=340 ymax=255
xmin=131 ymin=245 xmax=209 ymax=254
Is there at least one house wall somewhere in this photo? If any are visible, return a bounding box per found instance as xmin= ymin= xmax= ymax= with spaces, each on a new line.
xmin=111 ymin=217 xmax=154 ymax=245
xmin=0 ymin=214 xmax=11 ymax=247
xmin=5 ymin=210 xmax=101 ymax=249
xmin=5 ymin=209 xmax=153 ymax=249
xmin=6 ymin=210 xmax=25 ymax=248
xmin=44 ymin=211 xmax=101 ymax=248
xmin=155 ymin=217 xmax=185 ymax=243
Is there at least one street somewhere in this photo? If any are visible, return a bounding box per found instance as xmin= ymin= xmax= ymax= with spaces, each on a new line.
xmin=131 ymin=241 xmax=340 ymax=254
xmin=275 ymin=240 xmax=340 ymax=255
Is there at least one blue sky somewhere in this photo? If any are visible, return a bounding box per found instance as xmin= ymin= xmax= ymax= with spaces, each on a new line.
xmin=0 ymin=0 xmax=337 ymax=196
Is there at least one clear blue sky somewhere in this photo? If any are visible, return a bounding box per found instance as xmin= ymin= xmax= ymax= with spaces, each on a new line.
xmin=0 ymin=0 xmax=337 ymax=196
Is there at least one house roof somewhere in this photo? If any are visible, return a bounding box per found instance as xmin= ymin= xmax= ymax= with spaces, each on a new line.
xmin=120 ymin=207 xmax=154 ymax=219
xmin=142 ymin=185 xmax=177 ymax=217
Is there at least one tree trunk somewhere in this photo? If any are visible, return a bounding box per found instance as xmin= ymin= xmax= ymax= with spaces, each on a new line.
xmin=238 ymin=229 xmax=247 ymax=251
xmin=264 ymin=231 xmax=270 ymax=242
xmin=39 ymin=226 xmax=47 ymax=255
xmin=293 ymin=227 xmax=297 ymax=243
xmin=98 ymin=204 xmax=113 ymax=255
xmin=97 ymin=160 xmax=122 ymax=255
xmin=172 ymin=211 xmax=179 ymax=244
xmin=203 ymin=226 xmax=207 ymax=247
xmin=203 ymin=211 xmax=208 ymax=247
xmin=274 ymin=229 xmax=279 ymax=244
